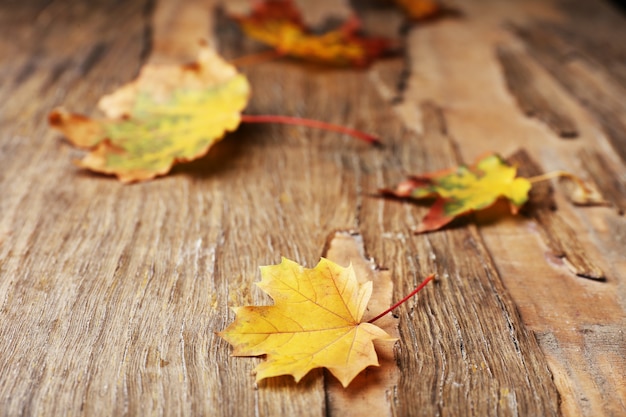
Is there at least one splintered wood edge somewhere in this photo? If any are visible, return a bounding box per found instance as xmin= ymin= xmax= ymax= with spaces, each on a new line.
xmin=577 ymin=149 xmax=626 ymax=215
xmin=496 ymin=44 xmax=578 ymax=139
xmin=321 ymin=230 xmax=400 ymax=415
xmin=507 ymin=149 xmax=605 ymax=280
xmin=512 ymin=23 xmax=626 ymax=165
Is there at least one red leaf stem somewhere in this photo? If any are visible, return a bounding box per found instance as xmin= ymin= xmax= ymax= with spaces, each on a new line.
xmin=241 ymin=114 xmax=382 ymax=146
xmin=368 ymin=273 xmax=435 ymax=324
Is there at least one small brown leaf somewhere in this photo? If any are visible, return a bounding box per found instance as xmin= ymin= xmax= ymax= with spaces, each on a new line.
xmin=560 ymin=176 xmax=608 ymax=206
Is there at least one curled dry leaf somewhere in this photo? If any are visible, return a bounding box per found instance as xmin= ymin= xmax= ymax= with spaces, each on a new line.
xmin=230 ymin=0 xmax=393 ymax=67
xmin=382 ymin=153 xmax=531 ymax=233
xmin=559 ymin=175 xmax=607 ymax=206
xmin=49 ymin=47 xmax=250 ymax=183
xmin=219 ymin=257 xmax=396 ymax=387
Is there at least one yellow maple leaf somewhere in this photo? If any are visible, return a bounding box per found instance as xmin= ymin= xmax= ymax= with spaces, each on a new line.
xmin=49 ymin=47 xmax=250 ymax=183
xmin=219 ymin=257 xmax=396 ymax=387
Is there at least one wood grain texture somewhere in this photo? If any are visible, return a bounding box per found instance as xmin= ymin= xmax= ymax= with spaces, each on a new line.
xmin=1 ymin=0 xmax=625 ymax=416
xmin=496 ymin=45 xmax=578 ymax=138
xmin=513 ymin=22 xmax=626 ymax=164
xmin=508 ymin=150 xmax=605 ymax=280
xmin=577 ymin=149 xmax=626 ymax=216
xmin=357 ymin=104 xmax=560 ymax=416
xmin=322 ymin=231 xmax=400 ymax=417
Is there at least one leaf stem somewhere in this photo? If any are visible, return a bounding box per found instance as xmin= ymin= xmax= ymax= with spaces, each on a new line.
xmin=527 ymin=170 xmax=578 ymax=184
xmin=368 ymin=273 xmax=435 ymax=324
xmin=241 ymin=114 xmax=383 ymax=147
xmin=527 ymin=170 xmax=593 ymax=194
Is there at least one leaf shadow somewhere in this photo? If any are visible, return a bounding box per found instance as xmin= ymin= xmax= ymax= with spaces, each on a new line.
xmin=417 ymin=215 xmax=472 ymax=234
xmin=324 ymin=360 xmax=391 ymax=392
xmin=374 ymin=193 xmax=534 ymax=233
xmin=255 ymin=369 xmax=323 ymax=391
xmin=169 ymin=122 xmax=272 ymax=180
xmin=473 ymin=198 xmax=521 ymax=227
xmin=370 ymin=192 xmax=436 ymax=209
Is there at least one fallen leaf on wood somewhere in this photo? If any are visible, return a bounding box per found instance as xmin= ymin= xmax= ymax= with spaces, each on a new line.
xmin=381 ymin=153 xmax=531 ymax=233
xmin=521 ymin=169 xmax=608 ymax=207
xmin=393 ymin=0 xmax=442 ymax=20
xmin=49 ymin=47 xmax=250 ymax=183
xmin=49 ymin=46 xmax=382 ymax=182
xmin=562 ymin=179 xmax=609 ymax=206
xmin=230 ymin=0 xmax=393 ymax=67
xmin=559 ymin=175 xmax=607 ymax=206
xmin=219 ymin=257 xmax=401 ymax=387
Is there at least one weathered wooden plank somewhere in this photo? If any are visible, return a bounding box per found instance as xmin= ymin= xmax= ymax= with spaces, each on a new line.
xmin=476 ymin=159 xmax=626 ymax=417
xmin=322 ymin=231 xmax=400 ymax=417
xmin=0 ymin=2 xmax=162 ymax=416
xmin=496 ymin=45 xmax=578 ymax=138
xmin=513 ymin=23 xmax=626 ymax=164
xmin=508 ymin=150 xmax=604 ymax=280
xmin=367 ymin=3 xmax=626 ymax=416
xmin=358 ymin=103 xmax=561 ymax=416
xmin=577 ymin=149 xmax=626 ymax=216
xmin=478 ymin=216 xmax=626 ymax=417
xmin=2 ymin=0 xmax=626 ymax=416
xmin=539 ymin=0 xmax=626 ymax=89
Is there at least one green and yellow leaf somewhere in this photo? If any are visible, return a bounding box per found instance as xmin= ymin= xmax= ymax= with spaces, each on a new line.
xmin=382 ymin=153 xmax=531 ymax=233
xmin=49 ymin=47 xmax=250 ymax=183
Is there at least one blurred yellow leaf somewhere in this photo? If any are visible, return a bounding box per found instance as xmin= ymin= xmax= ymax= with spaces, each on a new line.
xmin=49 ymin=47 xmax=250 ymax=183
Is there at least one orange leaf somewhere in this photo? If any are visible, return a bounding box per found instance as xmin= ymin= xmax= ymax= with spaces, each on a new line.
xmin=219 ymin=258 xmax=397 ymax=387
xmin=49 ymin=47 xmax=250 ymax=183
xmin=393 ymin=0 xmax=442 ymax=20
xmin=231 ymin=0 xmax=393 ymax=67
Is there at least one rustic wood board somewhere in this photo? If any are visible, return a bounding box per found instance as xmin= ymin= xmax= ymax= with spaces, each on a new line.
xmin=0 ymin=0 xmax=624 ymax=416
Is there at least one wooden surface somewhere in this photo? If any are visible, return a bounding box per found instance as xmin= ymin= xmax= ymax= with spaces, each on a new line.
xmin=0 ymin=0 xmax=625 ymax=416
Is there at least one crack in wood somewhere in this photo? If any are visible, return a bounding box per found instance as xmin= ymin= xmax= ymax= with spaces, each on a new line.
xmin=576 ymin=149 xmax=626 ymax=215
xmin=348 ymin=0 xmax=411 ymax=103
xmin=79 ymin=41 xmax=109 ymax=76
xmin=139 ymin=0 xmax=156 ymax=64
xmin=512 ymin=23 xmax=626 ymax=165
xmin=496 ymin=45 xmax=578 ymax=138
xmin=508 ymin=149 xmax=605 ymax=280
xmin=362 ymin=102 xmax=561 ymax=416
xmin=321 ymin=230 xmax=399 ymax=417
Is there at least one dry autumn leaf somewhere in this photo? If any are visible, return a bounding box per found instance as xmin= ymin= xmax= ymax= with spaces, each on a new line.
xmin=49 ymin=47 xmax=250 ymax=183
xmin=219 ymin=257 xmax=397 ymax=387
xmin=527 ymin=170 xmax=608 ymax=206
xmin=230 ymin=0 xmax=392 ymax=67
xmin=382 ymin=153 xmax=531 ymax=233
xmin=524 ymin=170 xmax=607 ymax=206
xmin=561 ymin=177 xmax=607 ymax=206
